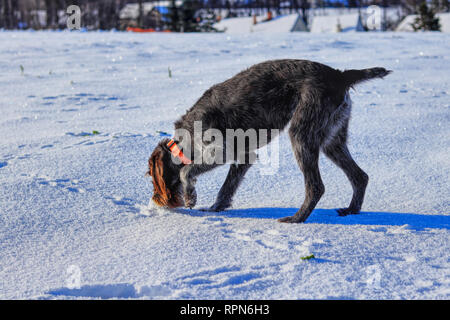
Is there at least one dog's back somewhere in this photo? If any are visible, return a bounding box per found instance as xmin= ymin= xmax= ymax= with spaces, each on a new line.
xmin=176 ymin=59 xmax=390 ymax=137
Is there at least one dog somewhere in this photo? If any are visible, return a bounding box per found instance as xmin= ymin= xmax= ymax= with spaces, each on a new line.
xmin=148 ymin=59 xmax=391 ymax=223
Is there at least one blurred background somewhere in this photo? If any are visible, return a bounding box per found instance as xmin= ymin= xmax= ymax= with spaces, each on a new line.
xmin=0 ymin=0 xmax=448 ymax=32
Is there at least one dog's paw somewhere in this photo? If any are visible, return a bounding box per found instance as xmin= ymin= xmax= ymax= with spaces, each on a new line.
xmin=337 ymin=207 xmax=360 ymax=216
xmin=199 ymin=203 xmax=229 ymax=212
xmin=278 ymin=215 xmax=304 ymax=223
xmin=199 ymin=207 xmax=215 ymax=212
xmin=184 ymin=198 xmax=196 ymax=209
xmin=184 ymin=188 xmax=197 ymax=209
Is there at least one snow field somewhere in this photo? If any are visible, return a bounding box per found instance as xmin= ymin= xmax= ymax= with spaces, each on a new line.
xmin=0 ymin=31 xmax=449 ymax=299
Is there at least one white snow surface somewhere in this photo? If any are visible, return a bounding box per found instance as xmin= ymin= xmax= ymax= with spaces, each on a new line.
xmin=0 ymin=31 xmax=449 ymax=300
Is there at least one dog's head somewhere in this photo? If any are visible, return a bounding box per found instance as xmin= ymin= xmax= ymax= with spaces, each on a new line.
xmin=147 ymin=139 xmax=183 ymax=208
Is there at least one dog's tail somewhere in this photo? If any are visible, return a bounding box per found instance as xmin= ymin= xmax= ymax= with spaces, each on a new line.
xmin=342 ymin=67 xmax=392 ymax=88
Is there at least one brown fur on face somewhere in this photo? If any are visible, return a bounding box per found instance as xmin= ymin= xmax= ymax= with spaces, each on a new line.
xmin=148 ymin=142 xmax=184 ymax=208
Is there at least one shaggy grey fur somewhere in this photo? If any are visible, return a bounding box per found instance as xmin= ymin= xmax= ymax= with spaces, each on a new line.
xmin=149 ymin=59 xmax=391 ymax=223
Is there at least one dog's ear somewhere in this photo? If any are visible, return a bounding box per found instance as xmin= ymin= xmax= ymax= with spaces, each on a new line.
xmin=147 ymin=138 xmax=171 ymax=177
xmin=148 ymin=146 xmax=171 ymax=207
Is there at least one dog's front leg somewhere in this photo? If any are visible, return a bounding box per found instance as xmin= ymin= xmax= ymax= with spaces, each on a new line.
xmin=180 ymin=164 xmax=217 ymax=209
xmin=180 ymin=165 xmax=198 ymax=209
xmin=206 ymin=163 xmax=252 ymax=212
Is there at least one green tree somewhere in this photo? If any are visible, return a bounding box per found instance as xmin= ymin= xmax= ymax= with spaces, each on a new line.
xmin=180 ymin=0 xmax=200 ymax=32
xmin=412 ymin=2 xmax=441 ymax=31
xmin=431 ymin=0 xmax=450 ymax=11
xmin=348 ymin=0 xmax=358 ymax=8
xmin=165 ymin=0 xmax=181 ymax=31
xmin=165 ymin=0 xmax=220 ymax=33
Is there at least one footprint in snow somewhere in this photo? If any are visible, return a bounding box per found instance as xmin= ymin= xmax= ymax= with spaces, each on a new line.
xmin=35 ymin=176 xmax=86 ymax=193
xmin=176 ymin=266 xmax=241 ymax=282
xmin=224 ymin=225 xmax=329 ymax=256
xmin=106 ymin=195 xmax=140 ymax=214
xmin=46 ymin=283 xmax=171 ymax=299
xmin=224 ymin=227 xmax=292 ymax=250
xmin=201 ymin=216 xmax=230 ymax=227
xmin=118 ymin=105 xmax=141 ymax=111
xmin=175 ymin=265 xmax=265 ymax=291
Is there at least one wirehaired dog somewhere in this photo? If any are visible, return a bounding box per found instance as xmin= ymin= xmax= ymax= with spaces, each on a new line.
xmin=148 ymin=59 xmax=391 ymax=223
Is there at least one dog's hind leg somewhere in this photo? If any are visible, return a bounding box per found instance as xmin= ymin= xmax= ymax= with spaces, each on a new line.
xmin=279 ymin=127 xmax=325 ymax=223
xmin=204 ymin=163 xmax=252 ymax=212
xmin=322 ymin=126 xmax=368 ymax=216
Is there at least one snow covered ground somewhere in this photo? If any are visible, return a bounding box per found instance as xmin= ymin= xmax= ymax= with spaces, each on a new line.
xmin=0 ymin=31 xmax=449 ymax=300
